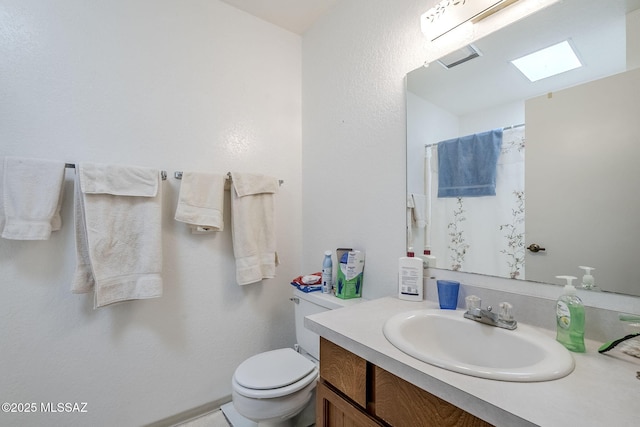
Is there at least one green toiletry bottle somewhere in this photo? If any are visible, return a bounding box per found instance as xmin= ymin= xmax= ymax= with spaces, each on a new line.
xmin=555 ymin=275 xmax=586 ymax=352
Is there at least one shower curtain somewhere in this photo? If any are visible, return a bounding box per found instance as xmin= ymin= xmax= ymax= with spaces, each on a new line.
xmin=428 ymin=126 xmax=525 ymax=279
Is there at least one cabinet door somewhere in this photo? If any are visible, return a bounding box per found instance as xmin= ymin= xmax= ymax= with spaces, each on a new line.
xmin=316 ymin=380 xmax=383 ymax=427
xmin=373 ymin=366 xmax=492 ymax=427
xmin=320 ymin=337 xmax=367 ymax=407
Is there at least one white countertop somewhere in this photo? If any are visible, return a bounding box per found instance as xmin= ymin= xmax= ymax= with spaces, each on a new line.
xmin=305 ymin=296 xmax=640 ymax=427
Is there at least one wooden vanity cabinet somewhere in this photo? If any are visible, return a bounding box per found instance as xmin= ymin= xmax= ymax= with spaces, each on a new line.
xmin=317 ymin=337 xmax=382 ymax=426
xmin=317 ymin=337 xmax=493 ymax=427
xmin=316 ymin=381 xmax=383 ymax=427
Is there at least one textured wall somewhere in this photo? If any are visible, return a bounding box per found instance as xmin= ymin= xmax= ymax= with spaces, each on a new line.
xmin=0 ymin=1 xmax=302 ymax=425
xmin=301 ymin=0 xmax=427 ymax=299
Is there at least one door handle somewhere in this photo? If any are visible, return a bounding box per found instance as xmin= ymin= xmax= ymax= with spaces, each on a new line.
xmin=527 ymin=243 xmax=546 ymax=253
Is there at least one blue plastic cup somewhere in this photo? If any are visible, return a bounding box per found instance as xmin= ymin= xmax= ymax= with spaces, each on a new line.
xmin=437 ymin=280 xmax=460 ymax=310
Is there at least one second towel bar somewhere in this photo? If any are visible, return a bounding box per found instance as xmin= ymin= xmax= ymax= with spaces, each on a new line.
xmin=173 ymin=171 xmax=283 ymax=186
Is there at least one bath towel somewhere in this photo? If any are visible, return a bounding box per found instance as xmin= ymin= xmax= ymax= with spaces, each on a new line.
xmin=437 ymin=129 xmax=503 ymax=197
xmin=72 ymin=162 xmax=163 ymax=308
xmin=230 ymin=172 xmax=279 ymax=285
xmin=174 ymin=171 xmax=225 ymax=233
xmin=1 ymin=156 xmax=66 ymax=240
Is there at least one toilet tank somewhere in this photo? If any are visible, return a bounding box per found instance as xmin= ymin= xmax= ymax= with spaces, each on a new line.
xmin=293 ymin=289 xmax=363 ymax=360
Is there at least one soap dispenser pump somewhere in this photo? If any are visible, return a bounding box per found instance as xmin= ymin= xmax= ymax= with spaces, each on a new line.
xmin=579 ymin=266 xmax=597 ymax=290
xmin=555 ymin=275 xmax=586 ymax=352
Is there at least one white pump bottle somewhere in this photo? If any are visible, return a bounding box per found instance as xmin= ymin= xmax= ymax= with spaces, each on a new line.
xmin=579 ymin=266 xmax=597 ymax=290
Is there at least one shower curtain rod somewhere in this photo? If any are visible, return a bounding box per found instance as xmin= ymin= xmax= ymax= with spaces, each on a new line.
xmin=424 ymin=123 xmax=525 ymax=148
xmin=65 ymin=163 xmax=168 ymax=180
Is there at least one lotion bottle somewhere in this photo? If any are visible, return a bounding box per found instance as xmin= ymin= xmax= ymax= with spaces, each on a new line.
xmin=579 ymin=266 xmax=597 ymax=290
xmin=398 ymin=256 xmax=424 ymax=301
xmin=555 ymin=275 xmax=586 ymax=352
xmin=321 ymin=251 xmax=332 ymax=294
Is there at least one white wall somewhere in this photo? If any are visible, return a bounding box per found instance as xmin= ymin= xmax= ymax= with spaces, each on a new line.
xmin=301 ymin=0 xmax=427 ymax=298
xmin=459 ymin=101 xmax=524 ymax=136
xmin=0 ymin=1 xmax=302 ymax=425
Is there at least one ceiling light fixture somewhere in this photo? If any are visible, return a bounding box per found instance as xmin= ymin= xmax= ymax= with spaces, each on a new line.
xmin=421 ymin=0 xmax=520 ymax=41
xmin=510 ymin=40 xmax=582 ymax=82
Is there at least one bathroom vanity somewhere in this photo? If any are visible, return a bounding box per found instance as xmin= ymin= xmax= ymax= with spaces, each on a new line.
xmin=317 ymin=337 xmax=490 ymax=426
xmin=306 ymin=297 xmax=639 ymax=426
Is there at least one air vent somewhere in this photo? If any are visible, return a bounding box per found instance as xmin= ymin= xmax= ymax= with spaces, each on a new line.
xmin=437 ymin=44 xmax=482 ymax=69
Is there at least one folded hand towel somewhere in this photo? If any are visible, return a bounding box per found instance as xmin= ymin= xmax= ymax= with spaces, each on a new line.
xmin=437 ymin=129 xmax=503 ymax=198
xmin=1 ymin=157 xmax=66 ymax=240
xmin=411 ymin=193 xmax=426 ymax=228
xmin=174 ymin=172 xmax=225 ymax=233
xmin=230 ymin=172 xmax=279 ymax=285
xmin=79 ymin=163 xmax=158 ymax=196
xmin=232 ymin=172 xmax=279 ymax=196
xmin=72 ymin=162 xmax=163 ymax=308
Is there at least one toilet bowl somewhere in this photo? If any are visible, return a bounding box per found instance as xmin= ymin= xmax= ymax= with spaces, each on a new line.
xmin=228 ymin=290 xmax=363 ymax=426
xmin=231 ymin=348 xmax=318 ymax=426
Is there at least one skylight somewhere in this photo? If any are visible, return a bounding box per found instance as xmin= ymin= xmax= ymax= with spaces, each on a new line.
xmin=510 ymin=40 xmax=582 ymax=82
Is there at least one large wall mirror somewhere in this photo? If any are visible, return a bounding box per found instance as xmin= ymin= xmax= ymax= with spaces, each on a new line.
xmin=407 ymin=0 xmax=640 ymax=296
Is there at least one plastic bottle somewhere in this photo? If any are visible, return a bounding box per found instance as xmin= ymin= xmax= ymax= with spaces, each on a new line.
xmin=398 ymin=256 xmax=424 ymax=301
xmin=421 ymin=249 xmax=437 ymax=268
xmin=321 ymin=251 xmax=332 ymax=294
xmin=336 ymin=251 xmax=349 ymax=297
xmin=555 ymin=275 xmax=585 ymax=352
xmin=579 ymin=266 xmax=597 ymax=290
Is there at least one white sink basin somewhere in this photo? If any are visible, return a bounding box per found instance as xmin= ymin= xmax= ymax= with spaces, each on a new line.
xmin=383 ymin=309 xmax=575 ymax=382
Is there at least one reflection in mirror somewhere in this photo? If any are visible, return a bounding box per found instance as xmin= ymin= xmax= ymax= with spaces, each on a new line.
xmin=407 ymin=0 xmax=640 ymax=296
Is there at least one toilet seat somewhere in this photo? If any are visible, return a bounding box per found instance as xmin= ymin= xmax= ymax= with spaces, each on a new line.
xmin=232 ymin=348 xmax=318 ymax=399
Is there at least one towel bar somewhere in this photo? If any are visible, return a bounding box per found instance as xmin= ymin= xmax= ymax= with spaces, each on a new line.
xmin=65 ymin=163 xmax=167 ymax=180
xmin=173 ymin=171 xmax=283 ymax=186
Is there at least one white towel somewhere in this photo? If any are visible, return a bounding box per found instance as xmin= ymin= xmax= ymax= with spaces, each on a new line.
xmin=72 ymin=162 xmax=163 ymax=308
xmin=230 ymin=172 xmax=279 ymax=285
xmin=1 ymin=157 xmax=66 ymax=240
xmin=411 ymin=193 xmax=426 ymax=228
xmin=406 ymin=194 xmax=415 ymax=209
xmin=174 ymin=172 xmax=225 ymax=233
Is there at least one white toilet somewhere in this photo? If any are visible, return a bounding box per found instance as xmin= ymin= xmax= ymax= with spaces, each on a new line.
xmin=227 ymin=289 xmax=358 ymax=427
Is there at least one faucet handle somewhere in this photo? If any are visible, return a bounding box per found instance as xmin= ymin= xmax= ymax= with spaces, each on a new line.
xmin=498 ymin=302 xmax=514 ymax=322
xmin=465 ymin=295 xmax=482 ymax=313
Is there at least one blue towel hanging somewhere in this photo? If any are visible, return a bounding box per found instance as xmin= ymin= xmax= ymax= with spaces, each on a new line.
xmin=437 ymin=129 xmax=503 ymax=198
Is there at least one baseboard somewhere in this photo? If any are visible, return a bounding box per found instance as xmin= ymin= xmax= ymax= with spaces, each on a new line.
xmin=144 ymin=395 xmax=232 ymax=427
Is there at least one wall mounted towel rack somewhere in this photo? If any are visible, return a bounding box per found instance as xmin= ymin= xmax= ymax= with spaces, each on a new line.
xmin=173 ymin=171 xmax=283 ymax=186
xmin=65 ymin=163 xmax=168 ymax=180
xmin=424 ymin=123 xmax=525 ymax=148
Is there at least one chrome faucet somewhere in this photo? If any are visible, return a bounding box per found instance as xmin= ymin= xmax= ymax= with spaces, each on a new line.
xmin=463 ymin=295 xmax=517 ymax=330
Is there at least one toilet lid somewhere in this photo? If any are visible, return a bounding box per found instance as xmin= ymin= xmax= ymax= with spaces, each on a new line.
xmin=234 ymin=348 xmax=316 ymax=390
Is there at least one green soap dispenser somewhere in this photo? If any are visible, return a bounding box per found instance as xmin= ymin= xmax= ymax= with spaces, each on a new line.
xmin=555 ymin=275 xmax=586 ymax=352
